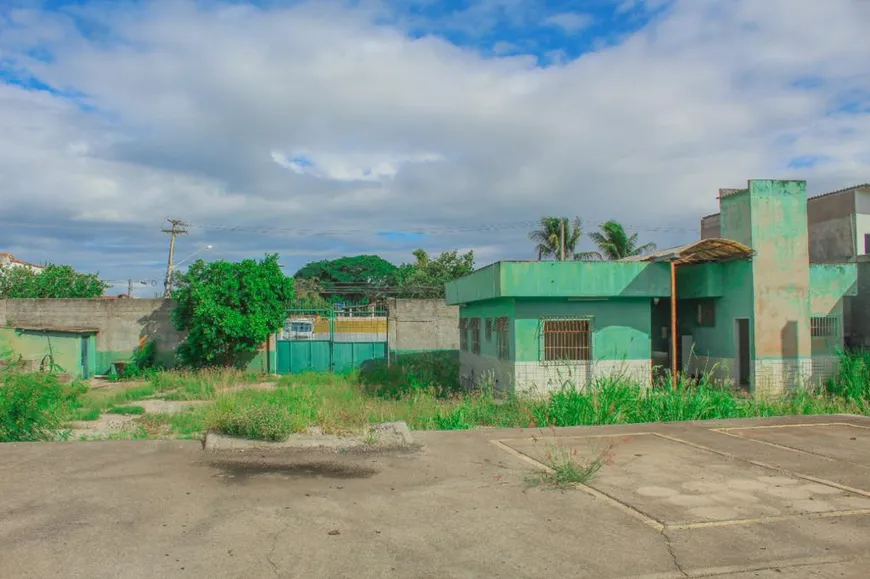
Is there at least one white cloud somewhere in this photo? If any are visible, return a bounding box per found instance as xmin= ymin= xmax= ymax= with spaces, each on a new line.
xmin=543 ymin=12 xmax=594 ymax=33
xmin=0 ymin=0 xmax=869 ymax=279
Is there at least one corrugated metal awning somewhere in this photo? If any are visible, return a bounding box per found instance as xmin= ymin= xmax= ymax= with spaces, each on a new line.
xmin=619 ymin=238 xmax=754 ymax=266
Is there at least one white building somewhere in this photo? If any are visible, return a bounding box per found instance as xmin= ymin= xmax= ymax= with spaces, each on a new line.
xmin=0 ymin=252 xmax=44 ymax=272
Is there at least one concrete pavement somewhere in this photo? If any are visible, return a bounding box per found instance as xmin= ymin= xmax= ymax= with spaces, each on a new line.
xmin=2 ymin=414 xmax=870 ymax=578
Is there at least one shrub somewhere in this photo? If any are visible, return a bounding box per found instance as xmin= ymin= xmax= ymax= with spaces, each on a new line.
xmin=0 ymin=373 xmax=71 ymax=441
xmin=358 ymin=351 xmax=461 ymax=398
xmin=206 ymin=394 xmax=299 ymax=441
xmin=110 ymin=341 xmax=161 ymax=381
xmin=172 ymin=254 xmax=294 ymax=367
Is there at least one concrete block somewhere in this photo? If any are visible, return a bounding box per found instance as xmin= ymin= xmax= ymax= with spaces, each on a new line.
xmin=203 ymin=421 xmax=415 ymax=452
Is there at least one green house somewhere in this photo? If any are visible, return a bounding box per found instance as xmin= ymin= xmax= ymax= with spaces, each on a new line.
xmin=445 ymin=180 xmax=857 ymax=397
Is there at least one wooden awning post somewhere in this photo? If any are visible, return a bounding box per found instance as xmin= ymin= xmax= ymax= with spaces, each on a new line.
xmin=670 ymin=260 xmax=678 ymax=389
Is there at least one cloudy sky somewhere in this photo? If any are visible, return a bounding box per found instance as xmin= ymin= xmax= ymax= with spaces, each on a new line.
xmin=1 ymin=0 xmax=869 ymax=295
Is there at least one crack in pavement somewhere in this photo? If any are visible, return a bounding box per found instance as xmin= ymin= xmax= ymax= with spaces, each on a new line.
xmin=660 ymin=527 xmax=688 ymax=578
xmin=266 ymin=519 xmax=294 ymax=577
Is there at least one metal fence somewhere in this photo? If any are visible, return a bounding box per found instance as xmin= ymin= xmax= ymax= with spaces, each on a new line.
xmin=276 ymin=300 xmax=388 ymax=373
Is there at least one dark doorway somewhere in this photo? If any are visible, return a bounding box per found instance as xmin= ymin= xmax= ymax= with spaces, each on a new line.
xmin=81 ymin=337 xmax=90 ymax=379
xmin=736 ymin=318 xmax=750 ymax=387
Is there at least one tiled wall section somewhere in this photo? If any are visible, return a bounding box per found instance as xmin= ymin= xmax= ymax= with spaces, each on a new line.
xmin=687 ymin=355 xmax=838 ymax=392
xmin=513 ymin=359 xmax=651 ymax=397
xmin=753 ymin=358 xmax=815 ymax=397
xmin=459 ymin=351 xmax=515 ymax=393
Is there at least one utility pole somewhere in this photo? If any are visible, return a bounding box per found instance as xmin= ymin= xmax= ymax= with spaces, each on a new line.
xmin=128 ymin=279 xmax=134 ymax=298
xmin=162 ymin=219 xmax=188 ymax=298
xmin=560 ymin=218 xmax=566 ymax=261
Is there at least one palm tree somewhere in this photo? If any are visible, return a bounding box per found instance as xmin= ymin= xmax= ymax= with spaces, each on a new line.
xmin=584 ymin=220 xmax=657 ymax=261
xmin=529 ymin=217 xmax=584 ymax=261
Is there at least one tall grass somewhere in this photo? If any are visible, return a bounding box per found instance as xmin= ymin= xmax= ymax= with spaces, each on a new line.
xmin=173 ymin=352 xmax=870 ymax=441
xmin=0 ymin=372 xmax=86 ymax=442
xmin=826 ymin=350 xmax=870 ymax=403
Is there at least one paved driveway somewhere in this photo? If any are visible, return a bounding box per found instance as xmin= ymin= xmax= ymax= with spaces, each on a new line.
xmin=2 ymin=414 xmax=870 ymax=578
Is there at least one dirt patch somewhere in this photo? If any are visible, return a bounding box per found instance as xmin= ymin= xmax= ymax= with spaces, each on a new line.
xmin=68 ymin=414 xmax=138 ymax=439
xmin=204 ymin=450 xmax=380 ymax=484
xmin=221 ymin=381 xmax=278 ymax=393
xmin=133 ymin=399 xmax=207 ymax=415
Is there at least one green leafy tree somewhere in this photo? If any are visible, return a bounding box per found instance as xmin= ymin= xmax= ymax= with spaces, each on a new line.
xmin=397 ymin=249 xmax=475 ymax=299
xmin=294 ymin=255 xmax=398 ymax=301
xmin=585 ymin=220 xmax=657 ymax=260
xmin=171 ymin=254 xmax=295 ymax=367
xmin=0 ymin=264 xmax=108 ymax=298
xmin=529 ymin=217 xmax=585 ymax=261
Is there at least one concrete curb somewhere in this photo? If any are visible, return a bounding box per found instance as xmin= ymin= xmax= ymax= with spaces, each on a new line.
xmin=203 ymin=421 xmax=414 ymax=452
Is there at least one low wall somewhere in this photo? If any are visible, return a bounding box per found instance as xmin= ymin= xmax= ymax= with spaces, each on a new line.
xmin=1 ymin=298 xmax=182 ymax=374
xmin=387 ymin=298 xmax=459 ymax=354
xmin=0 ymin=298 xmax=458 ymax=376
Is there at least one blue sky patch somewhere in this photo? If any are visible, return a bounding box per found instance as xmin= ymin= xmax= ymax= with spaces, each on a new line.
xmin=787 ymin=155 xmax=830 ymax=169
xmin=377 ymin=230 xmax=427 ymax=242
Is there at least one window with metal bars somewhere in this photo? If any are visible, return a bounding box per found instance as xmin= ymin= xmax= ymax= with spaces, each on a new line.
xmin=459 ymin=318 xmax=468 ymax=351
xmin=485 ymin=318 xmax=492 ymax=342
xmin=470 ymin=318 xmax=481 ymax=354
xmin=811 ymin=316 xmax=838 ymax=338
xmin=495 ymin=317 xmax=510 ymax=360
xmin=540 ymin=317 xmax=592 ymax=363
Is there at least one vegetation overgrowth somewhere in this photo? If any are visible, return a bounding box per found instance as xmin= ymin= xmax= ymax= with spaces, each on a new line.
xmin=1 ymin=349 xmax=869 ymax=443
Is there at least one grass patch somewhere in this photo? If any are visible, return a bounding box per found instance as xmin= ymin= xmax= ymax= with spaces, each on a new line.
xmin=74 ymin=407 xmax=102 ymax=421
xmin=151 ymin=368 xmax=266 ymax=400
xmin=107 ymin=405 xmax=146 ymax=415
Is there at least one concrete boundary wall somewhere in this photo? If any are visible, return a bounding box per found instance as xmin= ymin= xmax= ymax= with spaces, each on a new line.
xmin=1 ymin=298 xmax=460 ymax=376
xmin=387 ymin=299 xmax=459 ymax=353
xmin=0 ymin=298 xmax=184 ymax=374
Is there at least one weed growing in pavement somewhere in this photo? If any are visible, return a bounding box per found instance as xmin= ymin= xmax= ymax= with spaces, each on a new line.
xmin=526 ymin=442 xmax=616 ymax=490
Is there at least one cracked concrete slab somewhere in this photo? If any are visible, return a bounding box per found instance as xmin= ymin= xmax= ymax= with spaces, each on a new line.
xmin=2 ymin=414 xmax=870 ymax=578
xmin=501 ymin=432 xmax=870 ymax=525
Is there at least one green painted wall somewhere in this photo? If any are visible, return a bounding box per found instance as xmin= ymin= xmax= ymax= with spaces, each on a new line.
xmin=0 ymin=328 xmax=95 ymax=378
xmin=460 ymin=298 xmax=515 ymax=359
xmin=681 ymin=260 xmax=754 ymax=360
xmin=810 ymin=264 xmax=857 ymax=316
xmin=446 ymin=263 xmax=501 ymax=304
xmin=719 ymin=189 xmax=752 ymax=247
xmin=677 ymin=263 xmax=725 ymax=299
xmin=446 ymin=261 xmax=671 ymax=305
xmin=499 ymin=262 xmax=670 ymax=298
xmin=511 ymin=299 xmax=651 ymax=362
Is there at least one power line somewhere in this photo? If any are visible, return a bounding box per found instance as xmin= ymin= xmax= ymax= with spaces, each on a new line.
xmin=183 ymin=219 xmax=699 ymax=236
xmin=0 ymin=216 xmax=700 ymax=237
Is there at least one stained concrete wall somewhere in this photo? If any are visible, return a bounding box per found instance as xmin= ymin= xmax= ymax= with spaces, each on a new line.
xmin=0 ymin=299 xmax=183 ymax=373
xmin=387 ymin=299 xmax=458 ymax=353
xmin=700 ymin=214 xmax=721 ymax=240
xmin=1 ymin=298 xmax=455 ymax=375
xmin=847 ymin=258 xmax=870 ymax=348
xmin=807 ymin=190 xmax=856 ymax=263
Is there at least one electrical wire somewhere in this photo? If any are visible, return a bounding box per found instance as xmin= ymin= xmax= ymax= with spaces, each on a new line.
xmin=0 ymin=217 xmax=699 ymax=236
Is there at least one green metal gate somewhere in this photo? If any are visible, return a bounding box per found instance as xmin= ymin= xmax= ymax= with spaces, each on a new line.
xmin=276 ymin=301 xmax=388 ymax=374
